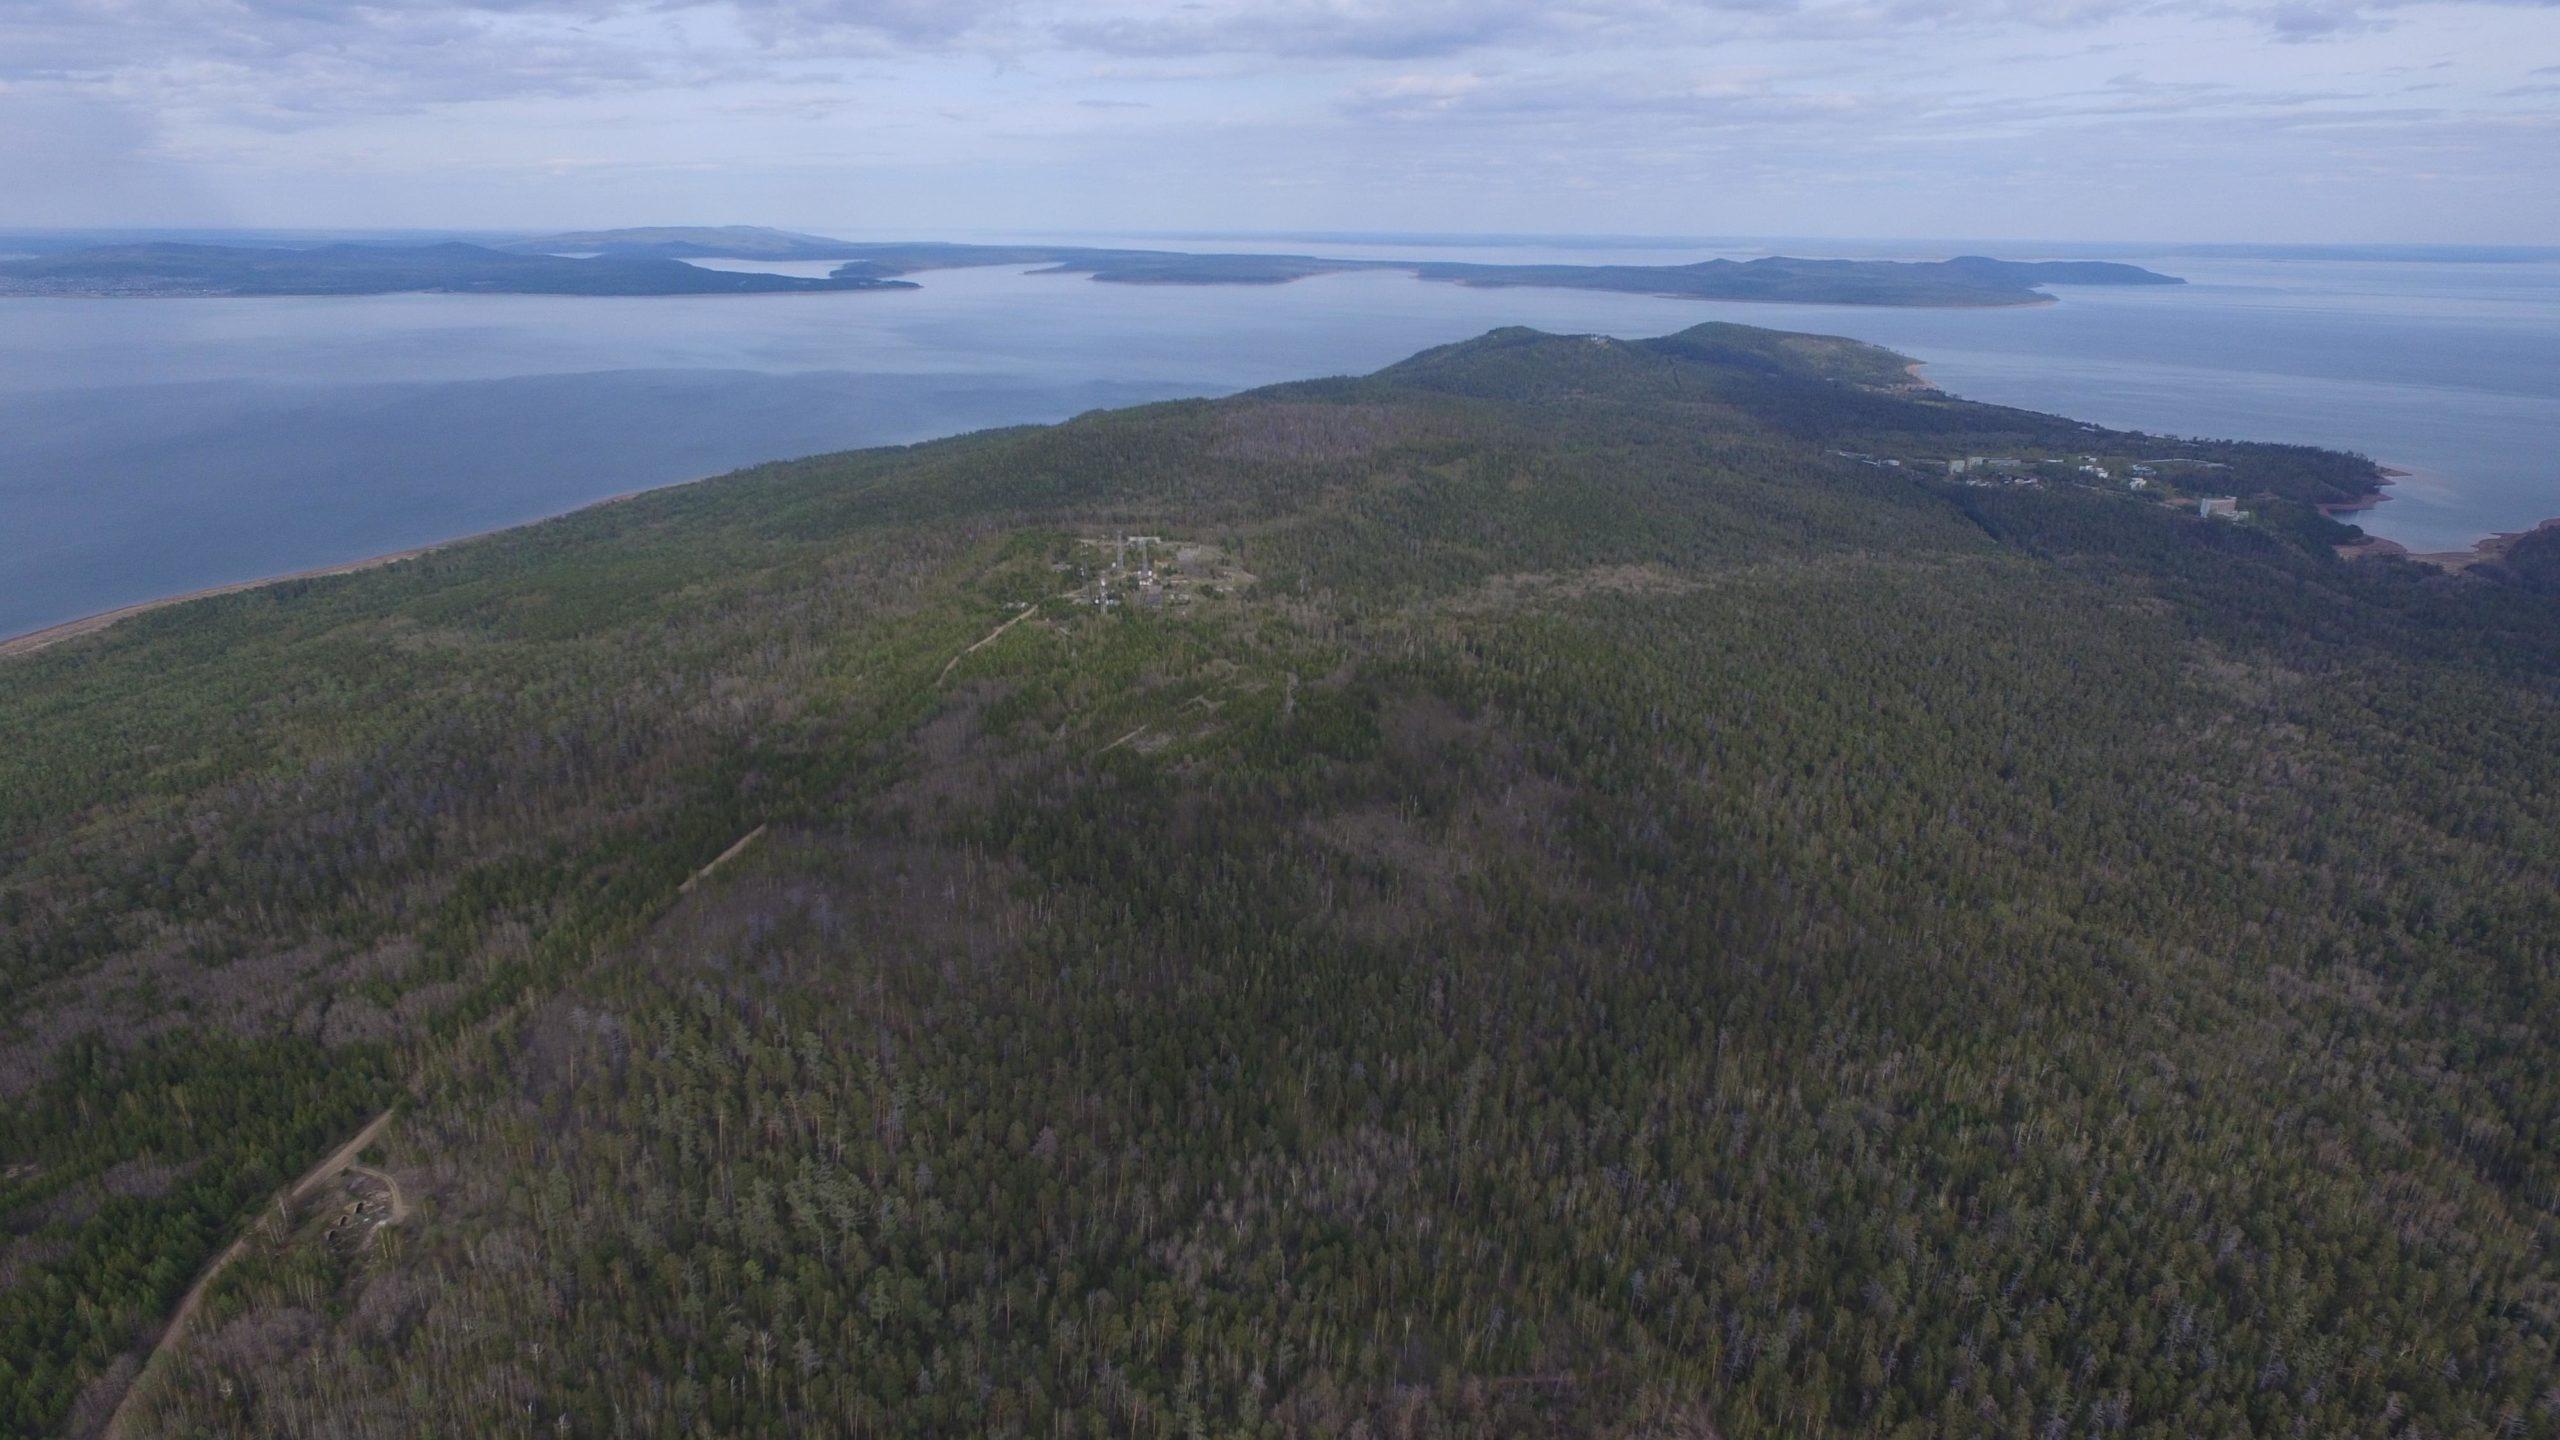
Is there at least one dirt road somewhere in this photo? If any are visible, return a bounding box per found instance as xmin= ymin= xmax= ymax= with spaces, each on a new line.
xmin=345 ymin=1164 xmax=411 ymax=1231
xmin=101 ymin=1108 xmax=401 ymax=1439
xmin=937 ymin=601 xmax=1042 ymax=685
xmin=95 ymin=815 xmax=770 ymax=1435
xmin=678 ymin=823 xmax=768 ymax=894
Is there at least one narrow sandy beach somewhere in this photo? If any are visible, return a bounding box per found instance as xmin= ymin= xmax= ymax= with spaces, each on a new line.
xmin=2 ymin=476 xmax=692 ymax=662
xmin=0 ymin=548 xmax=440 ymax=660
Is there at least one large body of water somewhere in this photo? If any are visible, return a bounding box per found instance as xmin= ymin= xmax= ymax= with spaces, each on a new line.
xmin=4 ymin=240 xmax=2555 ymax=639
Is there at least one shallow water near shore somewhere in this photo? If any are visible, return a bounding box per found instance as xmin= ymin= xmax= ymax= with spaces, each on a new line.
xmin=3 ymin=241 xmax=2555 ymax=639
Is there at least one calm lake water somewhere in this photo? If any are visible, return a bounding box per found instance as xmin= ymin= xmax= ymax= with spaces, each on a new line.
xmin=3 ymin=241 xmax=2555 ymax=638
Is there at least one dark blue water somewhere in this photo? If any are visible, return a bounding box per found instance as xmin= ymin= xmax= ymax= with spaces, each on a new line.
xmin=4 ymin=246 xmax=2555 ymax=639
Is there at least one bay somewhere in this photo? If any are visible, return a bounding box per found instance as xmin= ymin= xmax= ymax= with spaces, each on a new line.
xmin=3 ymin=242 xmax=2553 ymax=639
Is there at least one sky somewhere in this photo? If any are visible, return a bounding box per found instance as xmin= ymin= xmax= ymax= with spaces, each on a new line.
xmin=2 ymin=0 xmax=2556 ymax=244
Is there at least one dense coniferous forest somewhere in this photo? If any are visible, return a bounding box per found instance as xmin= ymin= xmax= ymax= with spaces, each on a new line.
xmin=2 ymin=322 xmax=2555 ymax=1438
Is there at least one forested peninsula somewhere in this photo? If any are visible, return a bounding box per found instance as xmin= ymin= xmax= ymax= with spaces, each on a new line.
xmin=820 ymin=242 xmax=2183 ymax=305
xmin=1 ymin=229 xmax=2181 ymax=305
xmin=4 ymin=323 xmax=2555 ymax=1440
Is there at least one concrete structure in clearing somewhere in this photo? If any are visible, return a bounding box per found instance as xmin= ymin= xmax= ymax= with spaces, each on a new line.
xmin=2199 ymin=497 xmax=2245 ymax=520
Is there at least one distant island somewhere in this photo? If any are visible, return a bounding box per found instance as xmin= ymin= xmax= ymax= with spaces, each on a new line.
xmin=816 ymin=240 xmax=2184 ymax=305
xmin=1 ymin=226 xmax=2184 ymax=305
xmin=0 ymin=240 xmax=918 ymax=298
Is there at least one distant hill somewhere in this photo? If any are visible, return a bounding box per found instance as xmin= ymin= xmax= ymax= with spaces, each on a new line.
xmin=0 ymin=232 xmax=2183 ymax=306
xmin=503 ymin=225 xmax=873 ymax=260
xmin=818 ymin=242 xmax=2183 ymax=305
xmin=1403 ymin=252 xmax=2181 ymax=305
xmin=0 ymin=241 xmax=918 ymax=297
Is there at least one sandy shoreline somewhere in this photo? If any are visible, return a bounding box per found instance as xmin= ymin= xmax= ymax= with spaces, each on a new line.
xmin=0 ymin=547 xmax=442 ymax=660
xmin=2337 ymin=515 xmax=2560 ymax=570
xmin=2323 ymin=467 xmax=2560 ymax=569
xmin=0 ymin=479 xmax=680 ymax=661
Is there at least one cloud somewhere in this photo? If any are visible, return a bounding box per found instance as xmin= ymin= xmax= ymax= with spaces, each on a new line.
xmin=1049 ymin=1 xmax=1643 ymax=60
xmin=6 ymin=0 xmax=2555 ymax=108
xmin=2236 ymin=0 xmax=2560 ymax=41
xmin=0 ymin=89 xmax=226 ymax=224
xmin=719 ymin=0 xmax=1023 ymax=46
xmin=0 ymin=0 xmax=2550 ymax=238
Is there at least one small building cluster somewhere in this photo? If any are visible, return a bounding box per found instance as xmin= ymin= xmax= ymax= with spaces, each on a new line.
xmin=1075 ymin=533 xmax=1248 ymax=611
xmin=1863 ymin=450 xmax=2246 ymax=514
xmin=1948 ymin=455 xmax=2018 ymax=475
xmin=1830 ymin=450 xmax=1904 ymax=469
xmin=324 ymin=1171 xmax=396 ymax=1253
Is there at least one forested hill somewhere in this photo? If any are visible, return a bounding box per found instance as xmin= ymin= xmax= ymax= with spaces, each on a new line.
xmin=4 ymin=323 xmax=2557 ymax=1439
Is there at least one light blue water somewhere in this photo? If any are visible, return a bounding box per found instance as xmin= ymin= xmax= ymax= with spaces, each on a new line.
xmin=3 ymin=245 xmax=2554 ymax=638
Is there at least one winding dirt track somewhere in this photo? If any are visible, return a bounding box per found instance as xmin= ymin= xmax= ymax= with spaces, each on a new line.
xmin=345 ymin=1164 xmax=411 ymax=1228
xmin=95 ymin=821 xmax=770 ymax=1436
xmin=101 ymin=1109 xmax=401 ymax=1439
xmin=937 ymin=601 xmax=1042 ymax=685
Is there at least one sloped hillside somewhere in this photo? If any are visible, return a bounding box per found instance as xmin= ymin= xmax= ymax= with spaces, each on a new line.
xmin=4 ymin=325 xmax=2556 ymax=1439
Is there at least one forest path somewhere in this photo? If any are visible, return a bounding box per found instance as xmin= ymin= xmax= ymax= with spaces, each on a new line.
xmin=346 ymin=1164 xmax=411 ymax=1229
xmin=102 ymin=1108 xmax=400 ymax=1439
xmin=100 ymin=816 xmax=767 ymax=1436
xmin=937 ymin=599 xmax=1054 ymax=685
xmin=678 ymin=823 xmax=767 ymax=894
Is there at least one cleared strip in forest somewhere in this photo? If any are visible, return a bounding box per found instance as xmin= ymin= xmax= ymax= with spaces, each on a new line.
xmin=937 ymin=600 xmax=1042 ymax=685
xmin=101 ymin=1109 xmax=401 ymax=1440
xmin=1094 ymin=725 xmax=1149 ymax=756
xmin=678 ymin=823 xmax=768 ymax=894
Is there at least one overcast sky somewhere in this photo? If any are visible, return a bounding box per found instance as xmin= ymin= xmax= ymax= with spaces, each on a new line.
xmin=3 ymin=0 xmax=2555 ymax=243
